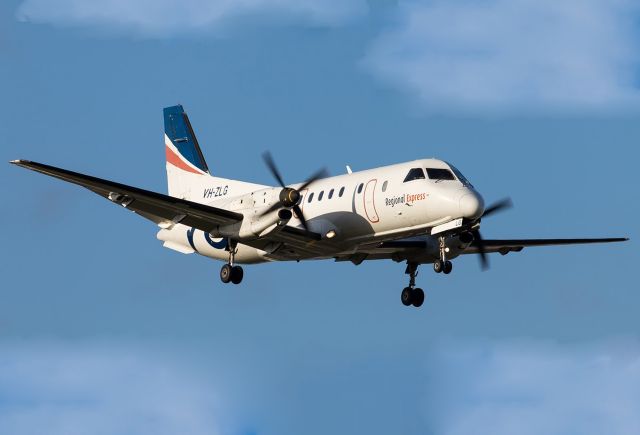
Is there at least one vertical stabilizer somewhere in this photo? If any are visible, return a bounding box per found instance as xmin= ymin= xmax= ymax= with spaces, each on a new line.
xmin=164 ymin=105 xmax=209 ymax=197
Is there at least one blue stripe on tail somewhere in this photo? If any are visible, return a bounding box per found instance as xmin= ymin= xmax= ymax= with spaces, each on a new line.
xmin=163 ymin=105 xmax=210 ymax=173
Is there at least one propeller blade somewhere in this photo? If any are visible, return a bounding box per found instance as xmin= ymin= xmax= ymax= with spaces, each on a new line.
xmin=292 ymin=205 xmax=309 ymax=231
xmin=473 ymin=229 xmax=489 ymax=271
xmin=482 ymin=197 xmax=513 ymax=218
xmin=298 ymin=167 xmax=329 ymax=191
xmin=262 ymin=152 xmax=286 ymax=188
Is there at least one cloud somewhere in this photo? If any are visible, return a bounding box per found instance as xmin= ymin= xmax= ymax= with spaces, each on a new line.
xmin=0 ymin=342 xmax=222 ymax=435
xmin=363 ymin=0 xmax=640 ymax=112
xmin=1 ymin=339 xmax=638 ymax=435
xmin=424 ymin=340 xmax=640 ymax=435
xmin=16 ymin=0 xmax=366 ymax=36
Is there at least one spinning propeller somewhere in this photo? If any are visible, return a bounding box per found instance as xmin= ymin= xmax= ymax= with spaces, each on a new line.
xmin=260 ymin=152 xmax=328 ymax=231
xmin=471 ymin=197 xmax=513 ymax=270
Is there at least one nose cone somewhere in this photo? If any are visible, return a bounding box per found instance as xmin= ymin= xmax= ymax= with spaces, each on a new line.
xmin=459 ymin=192 xmax=484 ymax=219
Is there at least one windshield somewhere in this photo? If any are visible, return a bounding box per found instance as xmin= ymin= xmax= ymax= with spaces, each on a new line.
xmin=425 ymin=168 xmax=455 ymax=182
xmin=446 ymin=162 xmax=473 ymax=187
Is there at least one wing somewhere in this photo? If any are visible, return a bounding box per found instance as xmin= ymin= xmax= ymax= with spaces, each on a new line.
xmin=11 ymin=160 xmax=243 ymax=232
xmin=237 ymin=224 xmax=328 ymax=260
xmin=463 ymin=237 xmax=629 ymax=255
xmin=334 ymin=236 xmax=629 ymax=265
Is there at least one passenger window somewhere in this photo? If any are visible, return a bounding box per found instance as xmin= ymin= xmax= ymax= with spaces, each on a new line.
xmin=426 ymin=168 xmax=455 ymax=181
xmin=382 ymin=181 xmax=388 ymax=192
xmin=308 ymin=192 xmax=314 ymax=203
xmin=339 ymin=187 xmax=345 ymax=197
xmin=357 ymin=183 xmax=364 ymax=194
xmin=328 ymin=189 xmax=334 ymax=199
xmin=403 ymin=168 xmax=426 ymax=183
xmin=318 ymin=191 xmax=324 ymax=201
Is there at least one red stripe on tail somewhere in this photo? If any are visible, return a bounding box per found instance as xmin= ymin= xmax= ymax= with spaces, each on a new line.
xmin=166 ymin=145 xmax=203 ymax=174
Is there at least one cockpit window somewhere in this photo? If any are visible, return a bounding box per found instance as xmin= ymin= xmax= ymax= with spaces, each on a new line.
xmin=403 ymin=168 xmax=426 ymax=182
xmin=446 ymin=162 xmax=473 ymax=187
xmin=426 ymin=168 xmax=455 ymax=181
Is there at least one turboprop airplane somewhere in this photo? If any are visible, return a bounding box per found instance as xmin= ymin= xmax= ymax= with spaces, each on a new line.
xmin=10 ymin=105 xmax=628 ymax=308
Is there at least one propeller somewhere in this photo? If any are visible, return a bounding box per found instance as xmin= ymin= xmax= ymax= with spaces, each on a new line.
xmin=481 ymin=197 xmax=513 ymax=218
xmin=260 ymin=152 xmax=328 ymax=231
xmin=472 ymin=197 xmax=513 ymax=270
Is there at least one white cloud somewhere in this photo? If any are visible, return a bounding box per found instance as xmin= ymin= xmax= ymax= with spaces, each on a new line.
xmin=0 ymin=342 xmax=222 ymax=435
xmin=16 ymin=0 xmax=366 ymax=36
xmin=424 ymin=340 xmax=640 ymax=435
xmin=0 ymin=339 xmax=638 ymax=435
xmin=364 ymin=0 xmax=640 ymax=111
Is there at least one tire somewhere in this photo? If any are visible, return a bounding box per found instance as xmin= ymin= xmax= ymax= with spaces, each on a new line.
xmin=220 ymin=264 xmax=232 ymax=283
xmin=412 ymin=288 xmax=425 ymax=307
xmin=443 ymin=261 xmax=453 ymax=275
xmin=433 ymin=260 xmax=443 ymax=273
xmin=401 ymin=287 xmax=413 ymax=306
xmin=230 ymin=266 xmax=244 ymax=284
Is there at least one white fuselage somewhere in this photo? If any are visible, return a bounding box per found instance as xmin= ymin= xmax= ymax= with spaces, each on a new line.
xmin=157 ymin=158 xmax=484 ymax=264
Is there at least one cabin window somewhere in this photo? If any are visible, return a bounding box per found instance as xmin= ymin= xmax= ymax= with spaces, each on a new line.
xmin=357 ymin=183 xmax=364 ymax=194
xmin=339 ymin=187 xmax=345 ymax=197
xmin=318 ymin=191 xmax=324 ymax=201
xmin=403 ymin=168 xmax=426 ymax=183
xmin=308 ymin=192 xmax=314 ymax=203
xmin=426 ymin=168 xmax=455 ymax=181
xmin=382 ymin=181 xmax=388 ymax=192
xmin=328 ymin=189 xmax=334 ymax=199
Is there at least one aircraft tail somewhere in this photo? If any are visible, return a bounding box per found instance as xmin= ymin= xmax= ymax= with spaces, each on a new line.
xmin=164 ymin=105 xmax=210 ymax=197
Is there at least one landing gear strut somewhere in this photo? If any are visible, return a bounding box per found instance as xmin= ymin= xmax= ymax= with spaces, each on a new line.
xmin=220 ymin=239 xmax=243 ymax=285
xmin=433 ymin=235 xmax=453 ymax=275
xmin=401 ymin=262 xmax=424 ymax=308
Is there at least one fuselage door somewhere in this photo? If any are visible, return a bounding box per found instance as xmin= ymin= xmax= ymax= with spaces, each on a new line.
xmin=364 ymin=179 xmax=379 ymax=223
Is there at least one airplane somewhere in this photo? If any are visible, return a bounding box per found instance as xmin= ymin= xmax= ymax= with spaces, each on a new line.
xmin=10 ymin=105 xmax=628 ymax=308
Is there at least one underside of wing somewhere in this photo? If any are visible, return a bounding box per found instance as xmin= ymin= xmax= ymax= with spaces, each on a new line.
xmin=333 ymin=235 xmax=630 ymax=266
xmin=463 ymin=237 xmax=629 ymax=255
xmin=11 ymin=160 xmax=243 ymax=233
xmin=240 ymin=225 xmax=337 ymax=260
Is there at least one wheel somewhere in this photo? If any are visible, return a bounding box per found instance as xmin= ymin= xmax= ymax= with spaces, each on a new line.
xmin=220 ymin=264 xmax=232 ymax=283
xmin=401 ymin=287 xmax=413 ymax=306
xmin=443 ymin=261 xmax=453 ymax=274
xmin=412 ymin=288 xmax=425 ymax=307
xmin=230 ymin=265 xmax=244 ymax=284
xmin=433 ymin=260 xmax=444 ymax=273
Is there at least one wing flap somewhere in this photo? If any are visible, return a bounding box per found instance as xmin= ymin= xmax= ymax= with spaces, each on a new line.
xmin=11 ymin=160 xmax=243 ymax=232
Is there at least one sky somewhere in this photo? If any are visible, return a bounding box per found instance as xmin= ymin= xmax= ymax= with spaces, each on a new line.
xmin=1 ymin=1 xmax=639 ymax=434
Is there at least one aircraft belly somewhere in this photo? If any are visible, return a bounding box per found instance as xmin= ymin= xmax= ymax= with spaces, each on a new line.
xmin=157 ymin=225 xmax=269 ymax=264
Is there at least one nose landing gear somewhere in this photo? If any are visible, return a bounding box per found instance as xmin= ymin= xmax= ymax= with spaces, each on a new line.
xmin=401 ymin=262 xmax=424 ymax=308
xmin=220 ymin=240 xmax=244 ymax=285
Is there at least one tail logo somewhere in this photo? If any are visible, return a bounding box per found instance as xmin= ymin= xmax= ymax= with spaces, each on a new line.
xmin=165 ymin=135 xmax=207 ymax=175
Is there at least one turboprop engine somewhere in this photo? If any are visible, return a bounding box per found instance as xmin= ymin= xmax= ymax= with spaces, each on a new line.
xmin=208 ymin=188 xmax=293 ymax=240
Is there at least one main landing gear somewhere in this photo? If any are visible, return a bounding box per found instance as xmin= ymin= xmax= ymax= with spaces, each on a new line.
xmin=401 ymin=262 xmax=424 ymax=308
xmin=433 ymin=235 xmax=453 ymax=275
xmin=220 ymin=240 xmax=243 ymax=285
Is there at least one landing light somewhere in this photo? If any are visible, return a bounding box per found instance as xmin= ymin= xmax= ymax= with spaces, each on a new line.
xmin=325 ymin=230 xmax=337 ymax=239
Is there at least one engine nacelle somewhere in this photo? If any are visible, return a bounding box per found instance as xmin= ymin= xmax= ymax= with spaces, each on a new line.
xmin=213 ymin=207 xmax=292 ymax=240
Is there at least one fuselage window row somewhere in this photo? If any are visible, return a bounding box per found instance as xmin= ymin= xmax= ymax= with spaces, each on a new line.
xmin=306 ymin=186 xmax=347 ymax=203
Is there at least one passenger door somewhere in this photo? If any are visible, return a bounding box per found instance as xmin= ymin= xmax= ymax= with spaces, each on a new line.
xmin=363 ymin=179 xmax=379 ymax=223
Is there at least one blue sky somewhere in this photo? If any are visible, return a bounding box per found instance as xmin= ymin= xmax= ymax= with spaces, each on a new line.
xmin=1 ymin=1 xmax=639 ymax=434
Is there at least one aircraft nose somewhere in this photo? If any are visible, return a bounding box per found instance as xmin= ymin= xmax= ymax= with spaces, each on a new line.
xmin=459 ymin=191 xmax=484 ymax=220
